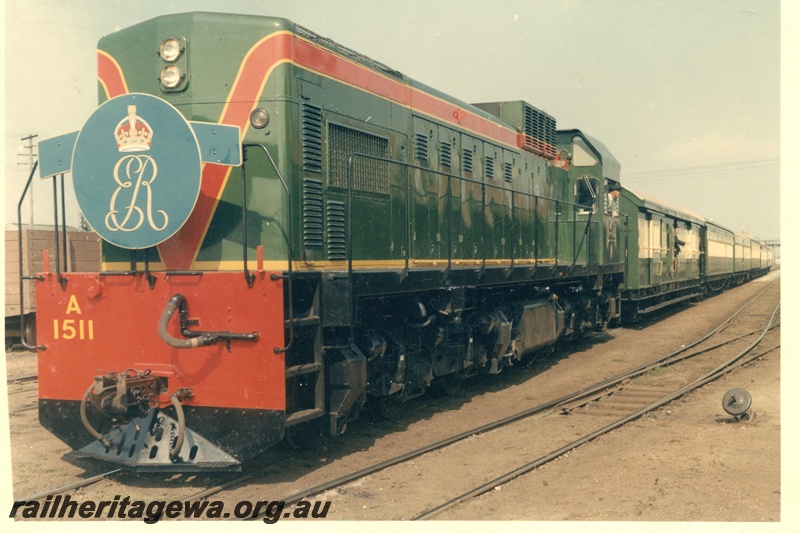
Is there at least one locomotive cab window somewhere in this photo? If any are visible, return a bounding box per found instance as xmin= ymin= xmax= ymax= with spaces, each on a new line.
xmin=571 ymin=136 xmax=599 ymax=167
xmin=575 ymin=175 xmax=599 ymax=214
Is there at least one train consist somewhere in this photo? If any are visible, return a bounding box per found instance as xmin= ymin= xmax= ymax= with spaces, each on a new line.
xmin=23 ymin=12 xmax=772 ymax=471
xmin=618 ymin=189 xmax=773 ymax=320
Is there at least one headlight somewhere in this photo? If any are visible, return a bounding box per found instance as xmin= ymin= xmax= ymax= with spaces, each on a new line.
xmin=159 ymin=38 xmax=182 ymax=62
xmin=160 ymin=65 xmax=182 ymax=88
xmin=249 ymin=108 xmax=270 ymax=129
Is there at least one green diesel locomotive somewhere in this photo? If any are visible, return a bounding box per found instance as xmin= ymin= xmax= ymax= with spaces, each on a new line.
xmin=26 ymin=12 xmax=769 ymax=470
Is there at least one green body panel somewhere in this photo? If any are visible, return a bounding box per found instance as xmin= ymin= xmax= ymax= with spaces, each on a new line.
xmin=97 ymin=13 xmax=297 ymax=266
xmin=706 ymin=222 xmax=735 ymax=276
xmin=619 ymin=188 xmax=704 ymax=291
xmin=95 ymin=12 xmax=620 ymax=275
xmin=554 ymin=131 xmax=621 ymax=268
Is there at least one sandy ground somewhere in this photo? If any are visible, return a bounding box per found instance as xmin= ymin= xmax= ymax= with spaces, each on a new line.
xmin=3 ymin=270 xmax=791 ymax=530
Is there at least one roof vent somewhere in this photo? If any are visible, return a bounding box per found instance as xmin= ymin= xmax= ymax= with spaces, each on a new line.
xmin=472 ymin=100 xmax=556 ymax=159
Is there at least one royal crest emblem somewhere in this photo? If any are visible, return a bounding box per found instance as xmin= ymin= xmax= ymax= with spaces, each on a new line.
xmin=39 ymin=93 xmax=240 ymax=252
xmin=70 ymin=94 xmax=202 ymax=249
xmin=106 ymin=105 xmax=166 ymax=233
xmin=115 ymin=105 xmax=153 ymax=152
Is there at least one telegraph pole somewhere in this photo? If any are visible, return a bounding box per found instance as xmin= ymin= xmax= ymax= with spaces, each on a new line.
xmin=18 ymin=134 xmax=38 ymax=229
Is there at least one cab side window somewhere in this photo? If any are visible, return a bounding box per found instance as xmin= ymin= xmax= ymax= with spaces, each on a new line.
xmin=575 ymin=175 xmax=599 ymax=214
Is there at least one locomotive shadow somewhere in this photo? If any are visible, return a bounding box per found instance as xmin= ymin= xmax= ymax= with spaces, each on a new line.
xmin=622 ymin=300 xmax=695 ymax=331
xmin=111 ymin=332 xmax=620 ymax=492
xmin=179 ymin=333 xmax=618 ymax=489
xmin=252 ymin=332 xmax=620 ymax=485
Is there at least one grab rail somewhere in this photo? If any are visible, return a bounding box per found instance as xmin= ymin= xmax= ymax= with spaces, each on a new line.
xmin=345 ymin=152 xmax=596 ymax=277
xmin=345 ymin=152 xmax=597 ymax=344
xmin=242 ymin=143 xmax=295 ymax=354
xmin=16 ymin=161 xmax=45 ymax=350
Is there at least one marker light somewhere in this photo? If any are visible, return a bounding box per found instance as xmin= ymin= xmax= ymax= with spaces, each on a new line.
xmin=250 ymin=108 xmax=270 ymax=129
xmin=159 ymin=38 xmax=182 ymax=62
xmin=160 ymin=65 xmax=182 ymax=88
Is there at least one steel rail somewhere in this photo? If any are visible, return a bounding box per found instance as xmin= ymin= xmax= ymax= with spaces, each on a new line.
xmin=180 ymin=454 xmax=294 ymax=501
xmin=239 ymin=277 xmax=779 ymax=519
xmin=6 ymin=373 xmax=38 ymax=384
xmin=414 ymin=302 xmax=780 ymax=520
xmin=9 ymin=403 xmax=38 ymax=415
xmin=7 ymin=386 xmax=38 ymax=396
xmin=16 ymin=469 xmax=122 ymax=502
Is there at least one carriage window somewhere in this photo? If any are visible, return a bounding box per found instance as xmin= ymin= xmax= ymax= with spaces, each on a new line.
xmin=575 ymin=175 xmax=599 ymax=214
xmin=572 ymin=136 xmax=598 ymax=167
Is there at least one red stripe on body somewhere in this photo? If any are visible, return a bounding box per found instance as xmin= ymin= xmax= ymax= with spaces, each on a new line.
xmin=97 ymin=51 xmax=128 ymax=98
xmin=100 ymin=33 xmax=520 ymax=269
xmin=409 ymin=89 xmax=518 ymax=146
xmin=157 ymin=33 xmax=294 ymax=269
xmin=293 ymin=39 xmax=412 ymax=104
xmin=293 ymin=38 xmax=518 ymax=145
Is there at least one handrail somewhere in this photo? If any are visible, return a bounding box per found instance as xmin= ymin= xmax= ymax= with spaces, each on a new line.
xmin=60 ymin=174 xmax=68 ymax=273
xmin=344 ymin=152 xmax=597 ymax=344
xmin=51 ymin=175 xmax=67 ymax=290
xmin=573 ymin=211 xmax=594 ymax=266
xmin=345 ymin=153 xmax=595 ymax=262
xmin=242 ymin=143 xmax=294 ymax=354
xmin=16 ymin=161 xmax=45 ymax=350
xmin=239 ymin=150 xmax=255 ymax=288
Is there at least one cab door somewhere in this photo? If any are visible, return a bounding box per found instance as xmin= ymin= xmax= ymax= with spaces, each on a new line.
xmin=648 ymin=216 xmax=661 ymax=286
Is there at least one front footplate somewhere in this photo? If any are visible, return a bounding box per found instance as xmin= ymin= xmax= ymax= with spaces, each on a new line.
xmin=67 ymin=409 xmax=240 ymax=472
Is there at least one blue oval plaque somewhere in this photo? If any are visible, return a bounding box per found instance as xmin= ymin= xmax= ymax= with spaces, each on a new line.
xmin=71 ymin=93 xmax=202 ymax=249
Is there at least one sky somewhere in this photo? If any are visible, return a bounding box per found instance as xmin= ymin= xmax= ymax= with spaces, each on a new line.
xmin=2 ymin=0 xmax=785 ymax=242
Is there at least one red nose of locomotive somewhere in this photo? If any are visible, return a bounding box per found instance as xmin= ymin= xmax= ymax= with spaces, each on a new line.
xmin=36 ymin=270 xmax=286 ymax=471
xmin=35 ymin=90 xmax=288 ymax=470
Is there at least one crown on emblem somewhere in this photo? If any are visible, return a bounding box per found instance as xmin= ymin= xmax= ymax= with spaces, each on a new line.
xmin=115 ymin=105 xmax=153 ymax=152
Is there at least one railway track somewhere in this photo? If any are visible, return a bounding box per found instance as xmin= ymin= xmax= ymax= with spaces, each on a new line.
xmin=13 ymin=276 xmax=779 ymax=516
xmin=14 ymin=469 xmax=123 ymax=504
xmin=6 ymin=372 xmax=38 ymax=410
xmin=6 ymin=373 xmax=38 ymax=385
xmin=415 ymin=303 xmax=780 ymax=519
xmin=193 ymin=277 xmax=780 ymax=519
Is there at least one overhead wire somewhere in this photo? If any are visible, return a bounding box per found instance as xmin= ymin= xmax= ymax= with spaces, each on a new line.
xmin=621 ymin=159 xmax=779 ymax=185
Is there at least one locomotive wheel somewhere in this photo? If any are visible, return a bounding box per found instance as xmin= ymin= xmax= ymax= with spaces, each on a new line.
xmin=24 ymin=319 xmax=36 ymax=347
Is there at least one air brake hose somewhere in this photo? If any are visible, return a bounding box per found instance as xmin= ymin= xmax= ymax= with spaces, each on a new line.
xmin=80 ymin=383 xmax=111 ymax=448
xmin=158 ymin=294 xmax=206 ymax=349
xmin=169 ymin=393 xmax=186 ymax=461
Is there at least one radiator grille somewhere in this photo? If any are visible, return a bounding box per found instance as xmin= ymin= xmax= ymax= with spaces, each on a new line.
xmin=503 ymin=162 xmax=513 ymax=183
xmin=439 ymin=141 xmax=452 ymax=168
xmin=414 ymin=133 xmax=428 ymax=161
xmin=521 ymin=104 xmax=557 ymax=159
xmin=462 ymin=148 xmax=473 ymax=173
xmin=328 ymin=124 xmax=390 ymax=194
xmin=484 ymin=156 xmax=494 ymax=180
